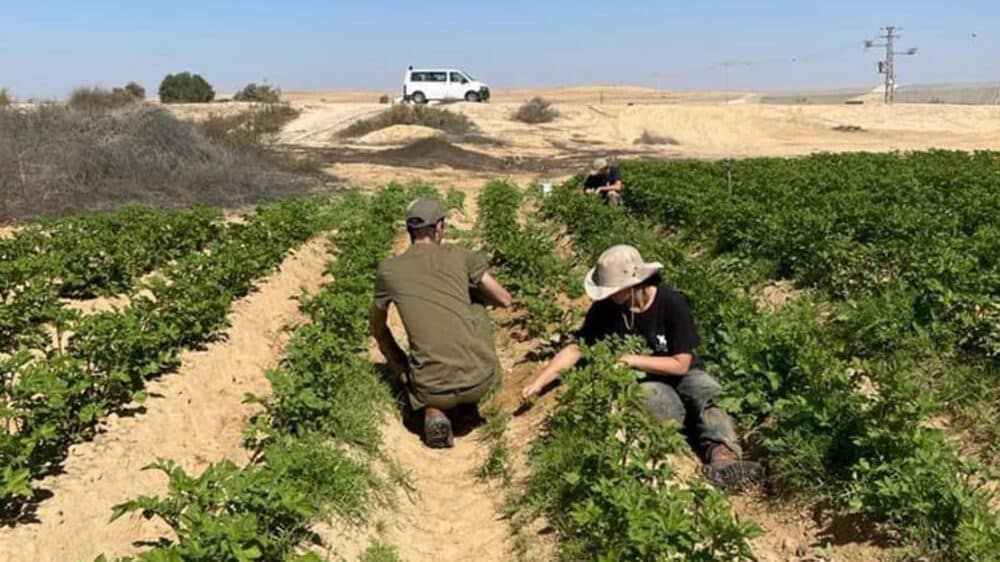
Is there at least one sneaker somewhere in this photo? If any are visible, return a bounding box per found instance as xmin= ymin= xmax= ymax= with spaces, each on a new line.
xmin=424 ymin=414 xmax=454 ymax=449
xmin=701 ymin=460 xmax=766 ymax=491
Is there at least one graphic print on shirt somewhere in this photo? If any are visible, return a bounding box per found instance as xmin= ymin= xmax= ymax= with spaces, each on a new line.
xmin=655 ymin=334 xmax=669 ymax=353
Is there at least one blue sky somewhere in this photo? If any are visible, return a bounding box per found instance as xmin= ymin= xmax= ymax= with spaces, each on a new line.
xmin=1 ymin=1 xmax=998 ymax=98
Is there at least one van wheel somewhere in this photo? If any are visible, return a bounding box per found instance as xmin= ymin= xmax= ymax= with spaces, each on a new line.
xmin=411 ymin=91 xmax=427 ymax=104
xmin=465 ymin=91 xmax=481 ymax=102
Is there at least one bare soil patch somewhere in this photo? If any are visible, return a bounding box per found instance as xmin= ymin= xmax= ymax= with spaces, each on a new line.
xmin=294 ymin=137 xmax=651 ymax=177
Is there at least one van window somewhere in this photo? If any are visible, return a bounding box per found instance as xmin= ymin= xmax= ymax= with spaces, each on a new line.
xmin=410 ymin=72 xmax=427 ymax=82
xmin=449 ymin=72 xmax=466 ymax=83
xmin=429 ymin=72 xmax=447 ymax=82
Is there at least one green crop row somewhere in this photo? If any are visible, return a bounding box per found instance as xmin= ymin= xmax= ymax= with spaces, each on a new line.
xmin=540 ymin=185 xmax=999 ymax=560
xmin=618 ymin=153 xmax=1000 ymax=472
xmin=620 ymin=151 xmax=1000 ymax=364
xmin=104 ymin=186 xmax=416 ymax=562
xmin=476 ymin=182 xmax=759 ymax=560
xmin=0 ymin=206 xmax=221 ymax=353
xmin=1 ymin=198 xmax=327 ymax=513
xmin=477 ymin=181 xmax=580 ymax=344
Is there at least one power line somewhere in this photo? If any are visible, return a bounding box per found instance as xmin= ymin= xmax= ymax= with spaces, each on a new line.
xmin=865 ymin=26 xmax=918 ymax=104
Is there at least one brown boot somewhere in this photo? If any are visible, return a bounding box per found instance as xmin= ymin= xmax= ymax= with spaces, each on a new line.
xmin=700 ymin=444 xmax=765 ymax=491
xmin=423 ymin=408 xmax=454 ymax=449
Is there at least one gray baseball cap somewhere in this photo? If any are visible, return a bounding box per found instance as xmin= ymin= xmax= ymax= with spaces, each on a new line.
xmin=405 ymin=198 xmax=446 ymax=229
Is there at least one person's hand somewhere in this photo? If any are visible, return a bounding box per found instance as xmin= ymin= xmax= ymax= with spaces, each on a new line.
xmin=522 ymin=380 xmax=544 ymax=399
xmin=620 ymin=354 xmax=638 ymax=368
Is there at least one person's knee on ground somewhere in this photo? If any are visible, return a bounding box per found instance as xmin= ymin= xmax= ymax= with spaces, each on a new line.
xmin=639 ymin=380 xmax=685 ymax=425
xmin=674 ymin=370 xmax=723 ymax=407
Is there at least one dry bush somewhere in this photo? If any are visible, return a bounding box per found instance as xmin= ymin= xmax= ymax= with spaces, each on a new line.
xmin=123 ymin=82 xmax=146 ymax=99
xmin=338 ymin=104 xmax=475 ymax=137
xmin=199 ymin=103 xmax=300 ymax=148
xmin=233 ymin=82 xmax=281 ymax=103
xmin=832 ymin=124 xmax=865 ymax=133
xmin=0 ymin=104 xmax=314 ymax=222
xmin=0 ymin=88 xmax=10 ymax=108
xmin=512 ymin=97 xmax=559 ymax=124
xmin=378 ymin=94 xmax=390 ymax=104
xmin=68 ymin=86 xmax=139 ymax=110
xmin=634 ymin=130 xmax=679 ymax=145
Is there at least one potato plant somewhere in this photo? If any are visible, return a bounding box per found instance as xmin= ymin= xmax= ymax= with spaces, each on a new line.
xmin=1 ymin=198 xmax=325 ymax=510
xmin=106 ymin=186 xmax=418 ymax=562
xmin=539 ymin=183 xmax=1000 ymax=560
xmin=0 ymin=206 xmax=221 ymax=353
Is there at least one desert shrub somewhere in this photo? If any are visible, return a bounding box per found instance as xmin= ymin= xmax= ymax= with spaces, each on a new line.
xmin=68 ymin=86 xmax=138 ymax=110
xmin=512 ymin=96 xmax=558 ymax=124
xmin=634 ymin=130 xmax=679 ymax=145
xmin=0 ymin=104 xmax=313 ymax=221
xmin=0 ymin=88 xmax=10 ymax=107
xmin=378 ymin=94 xmax=390 ymax=104
xmin=338 ymin=104 xmax=474 ymax=137
xmin=123 ymin=81 xmax=145 ymax=99
xmin=233 ymin=82 xmax=281 ymax=103
xmin=159 ymin=72 xmax=215 ymax=103
xmin=199 ymin=103 xmax=300 ymax=148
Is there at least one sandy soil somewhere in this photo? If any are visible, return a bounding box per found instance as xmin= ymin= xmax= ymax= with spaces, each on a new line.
xmin=244 ymin=87 xmax=1000 ymax=189
xmin=0 ymin=236 xmax=331 ymax=562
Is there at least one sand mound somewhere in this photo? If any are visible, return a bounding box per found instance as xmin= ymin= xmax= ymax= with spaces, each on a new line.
xmin=357 ymin=124 xmax=445 ymax=146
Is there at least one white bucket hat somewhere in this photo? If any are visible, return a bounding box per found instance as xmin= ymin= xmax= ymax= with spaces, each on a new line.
xmin=583 ymin=245 xmax=663 ymax=301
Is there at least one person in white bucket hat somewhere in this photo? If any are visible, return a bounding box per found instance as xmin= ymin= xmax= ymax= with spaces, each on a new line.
xmin=522 ymin=244 xmax=764 ymax=490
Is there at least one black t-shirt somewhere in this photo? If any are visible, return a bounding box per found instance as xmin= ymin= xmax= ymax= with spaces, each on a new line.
xmin=583 ymin=166 xmax=622 ymax=193
xmin=577 ymin=284 xmax=704 ymax=369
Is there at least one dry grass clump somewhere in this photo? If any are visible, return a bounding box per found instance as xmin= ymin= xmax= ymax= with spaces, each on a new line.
xmin=832 ymin=124 xmax=866 ymax=133
xmin=68 ymin=86 xmax=140 ymax=110
xmin=512 ymin=97 xmax=559 ymax=124
xmin=634 ymin=130 xmax=680 ymax=145
xmin=338 ymin=104 xmax=475 ymax=137
xmin=200 ymin=103 xmax=300 ymax=148
xmin=0 ymin=104 xmax=314 ymax=222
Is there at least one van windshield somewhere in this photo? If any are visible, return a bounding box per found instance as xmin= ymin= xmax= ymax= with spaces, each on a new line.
xmin=460 ymin=71 xmax=475 ymax=81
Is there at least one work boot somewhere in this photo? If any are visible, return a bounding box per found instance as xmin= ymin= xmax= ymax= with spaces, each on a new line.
xmin=423 ymin=410 xmax=454 ymax=449
xmin=700 ymin=444 xmax=765 ymax=491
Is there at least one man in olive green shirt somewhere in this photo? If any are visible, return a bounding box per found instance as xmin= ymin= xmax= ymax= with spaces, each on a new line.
xmin=370 ymin=198 xmax=513 ymax=448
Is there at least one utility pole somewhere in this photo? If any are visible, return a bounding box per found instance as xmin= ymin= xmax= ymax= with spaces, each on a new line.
xmin=865 ymin=26 xmax=917 ymax=104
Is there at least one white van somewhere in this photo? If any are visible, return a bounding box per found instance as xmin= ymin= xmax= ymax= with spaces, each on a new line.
xmin=403 ymin=68 xmax=490 ymax=103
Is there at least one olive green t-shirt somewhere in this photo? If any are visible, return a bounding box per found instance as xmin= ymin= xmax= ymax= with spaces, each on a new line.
xmin=374 ymin=243 xmax=499 ymax=396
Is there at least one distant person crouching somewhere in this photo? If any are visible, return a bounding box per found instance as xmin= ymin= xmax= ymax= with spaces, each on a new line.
xmin=583 ymin=157 xmax=623 ymax=207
